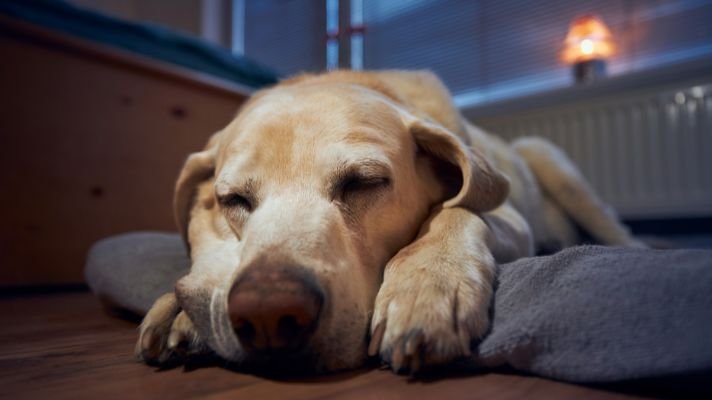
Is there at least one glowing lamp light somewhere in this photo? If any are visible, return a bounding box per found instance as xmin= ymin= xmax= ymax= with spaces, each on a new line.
xmin=562 ymin=15 xmax=615 ymax=63
xmin=562 ymin=15 xmax=615 ymax=83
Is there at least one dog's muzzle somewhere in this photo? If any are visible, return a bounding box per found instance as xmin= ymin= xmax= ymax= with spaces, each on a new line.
xmin=227 ymin=264 xmax=324 ymax=355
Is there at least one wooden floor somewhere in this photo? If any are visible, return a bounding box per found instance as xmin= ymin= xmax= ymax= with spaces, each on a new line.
xmin=0 ymin=292 xmax=643 ymax=400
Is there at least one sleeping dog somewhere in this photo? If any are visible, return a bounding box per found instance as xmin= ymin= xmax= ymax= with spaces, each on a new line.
xmin=136 ymin=70 xmax=642 ymax=373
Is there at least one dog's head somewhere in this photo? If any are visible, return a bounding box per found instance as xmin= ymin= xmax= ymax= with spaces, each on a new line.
xmin=173 ymin=79 xmax=507 ymax=372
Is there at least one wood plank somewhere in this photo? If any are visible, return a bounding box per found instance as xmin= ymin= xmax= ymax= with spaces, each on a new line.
xmin=0 ymin=292 xmax=643 ymax=400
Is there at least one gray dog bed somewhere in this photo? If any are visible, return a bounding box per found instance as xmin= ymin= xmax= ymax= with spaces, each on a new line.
xmin=85 ymin=232 xmax=712 ymax=384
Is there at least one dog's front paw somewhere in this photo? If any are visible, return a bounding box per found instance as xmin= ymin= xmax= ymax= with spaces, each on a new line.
xmin=135 ymin=293 xmax=205 ymax=365
xmin=368 ymin=257 xmax=493 ymax=374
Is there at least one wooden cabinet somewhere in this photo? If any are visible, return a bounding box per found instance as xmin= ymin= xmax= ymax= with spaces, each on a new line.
xmin=0 ymin=17 xmax=250 ymax=286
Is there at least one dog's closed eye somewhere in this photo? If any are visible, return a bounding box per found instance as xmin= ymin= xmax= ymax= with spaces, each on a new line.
xmin=339 ymin=175 xmax=390 ymax=196
xmin=331 ymin=160 xmax=393 ymax=203
xmin=339 ymin=175 xmax=391 ymax=195
xmin=333 ymin=173 xmax=391 ymax=206
xmin=218 ymin=192 xmax=253 ymax=212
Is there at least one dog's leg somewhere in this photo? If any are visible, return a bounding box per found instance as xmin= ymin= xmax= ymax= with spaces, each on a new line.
xmin=369 ymin=204 xmax=531 ymax=373
xmin=536 ymin=191 xmax=580 ymax=252
xmin=136 ymin=293 xmax=205 ymax=364
xmin=513 ymin=137 xmax=644 ymax=247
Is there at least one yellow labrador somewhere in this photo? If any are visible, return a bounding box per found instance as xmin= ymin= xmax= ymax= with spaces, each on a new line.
xmin=136 ymin=70 xmax=642 ymax=373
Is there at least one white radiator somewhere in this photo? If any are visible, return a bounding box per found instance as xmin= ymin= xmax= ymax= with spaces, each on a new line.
xmin=468 ymin=81 xmax=712 ymax=219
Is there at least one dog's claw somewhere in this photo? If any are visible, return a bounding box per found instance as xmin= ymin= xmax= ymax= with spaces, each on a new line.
xmin=410 ymin=350 xmax=422 ymax=375
xmin=459 ymin=332 xmax=472 ymax=357
xmin=167 ymin=330 xmax=185 ymax=351
xmin=136 ymin=294 xmax=204 ymax=365
xmin=166 ymin=311 xmax=198 ymax=357
xmin=137 ymin=328 xmax=161 ymax=360
xmin=404 ymin=331 xmax=423 ymax=357
xmin=368 ymin=321 xmax=386 ymax=356
xmin=405 ymin=332 xmax=425 ymax=375
xmin=383 ymin=331 xmax=426 ymax=374
xmin=390 ymin=338 xmax=405 ymax=373
xmin=140 ymin=329 xmax=155 ymax=353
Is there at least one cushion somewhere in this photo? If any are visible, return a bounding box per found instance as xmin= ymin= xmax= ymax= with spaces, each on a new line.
xmin=85 ymin=232 xmax=712 ymax=383
xmin=85 ymin=232 xmax=190 ymax=316
xmin=476 ymin=245 xmax=712 ymax=382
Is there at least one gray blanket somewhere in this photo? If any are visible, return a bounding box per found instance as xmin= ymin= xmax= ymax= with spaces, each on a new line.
xmin=85 ymin=232 xmax=712 ymax=383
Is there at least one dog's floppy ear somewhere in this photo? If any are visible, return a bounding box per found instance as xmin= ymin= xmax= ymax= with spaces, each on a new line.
xmin=174 ymin=131 xmax=223 ymax=245
xmin=407 ymin=116 xmax=509 ymax=213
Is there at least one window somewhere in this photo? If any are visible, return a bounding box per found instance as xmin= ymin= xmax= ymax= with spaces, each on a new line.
xmin=361 ymin=0 xmax=712 ymax=106
xmin=237 ymin=0 xmax=712 ymax=105
xmin=241 ymin=0 xmax=326 ymax=76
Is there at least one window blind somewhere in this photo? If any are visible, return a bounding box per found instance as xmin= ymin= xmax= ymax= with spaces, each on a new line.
xmin=361 ymin=0 xmax=712 ymax=106
xmin=243 ymin=0 xmax=326 ymax=76
xmin=239 ymin=0 xmax=711 ymax=104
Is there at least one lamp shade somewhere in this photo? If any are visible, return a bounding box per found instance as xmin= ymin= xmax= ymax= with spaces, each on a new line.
xmin=562 ymin=15 xmax=615 ymax=64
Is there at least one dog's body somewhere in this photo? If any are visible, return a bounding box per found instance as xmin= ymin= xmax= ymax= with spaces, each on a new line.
xmin=136 ymin=70 xmax=641 ymax=373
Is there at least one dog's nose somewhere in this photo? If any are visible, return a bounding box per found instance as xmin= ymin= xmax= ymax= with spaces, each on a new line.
xmin=228 ymin=266 xmax=324 ymax=352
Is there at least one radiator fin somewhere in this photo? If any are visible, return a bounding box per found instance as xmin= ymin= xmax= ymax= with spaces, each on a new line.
xmin=475 ymin=84 xmax=712 ymax=218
